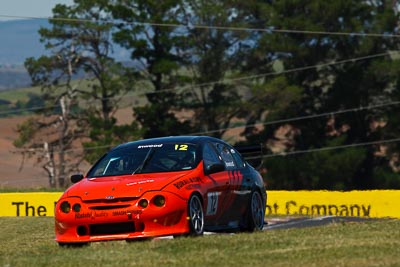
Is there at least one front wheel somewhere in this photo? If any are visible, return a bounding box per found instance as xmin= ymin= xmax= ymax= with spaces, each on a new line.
xmin=244 ymin=190 xmax=265 ymax=232
xmin=187 ymin=194 xmax=204 ymax=236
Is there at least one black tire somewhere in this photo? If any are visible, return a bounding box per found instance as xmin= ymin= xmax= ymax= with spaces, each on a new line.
xmin=244 ymin=190 xmax=265 ymax=232
xmin=187 ymin=194 xmax=204 ymax=236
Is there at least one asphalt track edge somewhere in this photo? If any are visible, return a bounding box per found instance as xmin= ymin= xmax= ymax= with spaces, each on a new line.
xmin=263 ymin=215 xmax=390 ymax=230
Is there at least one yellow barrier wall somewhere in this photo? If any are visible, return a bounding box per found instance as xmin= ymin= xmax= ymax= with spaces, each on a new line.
xmin=0 ymin=192 xmax=62 ymax=217
xmin=0 ymin=190 xmax=399 ymax=218
xmin=266 ymin=190 xmax=400 ymax=218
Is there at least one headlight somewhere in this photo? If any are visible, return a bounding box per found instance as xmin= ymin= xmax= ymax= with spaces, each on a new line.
xmin=72 ymin=203 xmax=81 ymax=212
xmin=60 ymin=201 xmax=71 ymax=213
xmin=153 ymin=195 xmax=166 ymax=207
xmin=138 ymin=199 xmax=149 ymax=208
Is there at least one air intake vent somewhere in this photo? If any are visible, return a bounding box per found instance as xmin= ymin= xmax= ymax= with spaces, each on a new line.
xmin=90 ymin=222 xmax=135 ymax=236
xmin=83 ymin=197 xmax=139 ymax=204
xmin=89 ymin=204 xmax=131 ymax=210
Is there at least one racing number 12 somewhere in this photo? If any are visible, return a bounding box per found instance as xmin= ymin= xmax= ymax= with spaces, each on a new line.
xmin=206 ymin=192 xmax=219 ymax=215
xmin=175 ymin=144 xmax=188 ymax=150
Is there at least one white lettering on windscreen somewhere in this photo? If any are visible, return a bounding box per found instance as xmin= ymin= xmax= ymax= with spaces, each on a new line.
xmin=137 ymin=144 xmax=163 ymax=149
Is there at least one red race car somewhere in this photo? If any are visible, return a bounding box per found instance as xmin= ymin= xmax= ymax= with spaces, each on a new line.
xmin=55 ymin=136 xmax=267 ymax=246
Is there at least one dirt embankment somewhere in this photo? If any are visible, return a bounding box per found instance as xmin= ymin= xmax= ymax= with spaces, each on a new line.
xmin=0 ymin=108 xmax=258 ymax=188
xmin=0 ymin=116 xmax=48 ymax=188
xmin=0 ymin=108 xmax=134 ymax=188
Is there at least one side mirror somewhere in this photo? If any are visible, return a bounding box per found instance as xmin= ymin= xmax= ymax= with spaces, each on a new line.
xmin=205 ymin=163 xmax=225 ymax=175
xmin=71 ymin=174 xmax=84 ymax=184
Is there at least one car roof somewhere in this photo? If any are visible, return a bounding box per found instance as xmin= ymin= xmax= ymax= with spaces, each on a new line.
xmin=111 ymin=136 xmax=225 ymax=151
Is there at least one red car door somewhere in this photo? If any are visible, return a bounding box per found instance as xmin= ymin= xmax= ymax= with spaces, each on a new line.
xmin=202 ymin=142 xmax=232 ymax=226
xmin=202 ymin=141 xmax=252 ymax=228
xmin=213 ymin=143 xmax=246 ymax=225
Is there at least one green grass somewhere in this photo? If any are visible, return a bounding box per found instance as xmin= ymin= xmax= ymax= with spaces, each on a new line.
xmin=0 ymin=79 xmax=148 ymax=114
xmin=0 ymin=187 xmax=63 ymax=193
xmin=0 ymin=217 xmax=399 ymax=267
xmin=0 ymin=85 xmax=42 ymax=103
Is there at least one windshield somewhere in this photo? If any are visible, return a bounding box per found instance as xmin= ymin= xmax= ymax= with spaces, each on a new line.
xmin=87 ymin=143 xmax=198 ymax=178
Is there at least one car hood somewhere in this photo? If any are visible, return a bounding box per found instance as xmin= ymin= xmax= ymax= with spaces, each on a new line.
xmin=64 ymin=172 xmax=190 ymax=201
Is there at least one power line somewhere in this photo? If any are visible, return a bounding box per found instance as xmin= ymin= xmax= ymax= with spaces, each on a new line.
xmin=1 ymin=14 xmax=400 ymax=38
xmin=190 ymin=100 xmax=400 ymax=136
xmin=0 ymin=52 xmax=391 ymax=116
xmin=146 ymin=52 xmax=391 ymax=96
xmin=0 ymin=104 xmax=61 ymax=116
xmin=261 ymin=137 xmax=400 ymax=159
xmin=5 ymin=103 xmax=400 ymax=185
xmin=4 ymin=136 xmax=400 ymax=186
xmin=9 ymin=99 xmax=400 ymax=155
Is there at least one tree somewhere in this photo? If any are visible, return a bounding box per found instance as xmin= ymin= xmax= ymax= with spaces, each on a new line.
xmin=19 ymin=37 xmax=86 ymax=187
xmin=247 ymin=0 xmax=400 ymax=189
xmin=176 ymin=0 xmax=252 ymax=138
xmin=219 ymin=1 xmax=304 ymax=143
xmin=111 ymin=0 xmax=192 ymax=138
xmin=16 ymin=0 xmax=141 ymax=187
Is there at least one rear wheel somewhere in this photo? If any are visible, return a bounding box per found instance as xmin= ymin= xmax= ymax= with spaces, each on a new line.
xmin=187 ymin=194 xmax=204 ymax=236
xmin=244 ymin=190 xmax=265 ymax=232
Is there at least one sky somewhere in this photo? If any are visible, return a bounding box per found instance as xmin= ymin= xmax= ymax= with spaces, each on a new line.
xmin=0 ymin=0 xmax=74 ymax=20
xmin=0 ymin=0 xmax=129 ymax=65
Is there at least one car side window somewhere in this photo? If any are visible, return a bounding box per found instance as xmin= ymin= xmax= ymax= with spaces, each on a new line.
xmin=214 ymin=143 xmax=237 ymax=170
xmin=229 ymin=147 xmax=246 ymax=168
xmin=202 ymin=143 xmax=222 ymax=170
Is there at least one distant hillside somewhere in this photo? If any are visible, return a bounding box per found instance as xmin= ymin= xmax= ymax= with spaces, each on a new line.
xmin=0 ymin=65 xmax=31 ymax=90
xmin=0 ymin=19 xmax=130 ymax=90
xmin=0 ymin=19 xmax=50 ymax=65
xmin=0 ymin=19 xmax=47 ymax=90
